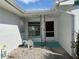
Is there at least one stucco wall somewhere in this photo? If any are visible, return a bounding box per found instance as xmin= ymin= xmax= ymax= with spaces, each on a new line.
xmin=74 ymin=15 xmax=79 ymax=33
xmin=0 ymin=7 xmax=24 ymax=29
xmin=71 ymin=9 xmax=79 ymax=41
xmin=0 ymin=7 xmax=23 ymax=58
xmin=58 ymin=12 xmax=73 ymax=56
xmin=0 ymin=24 xmax=22 ymax=55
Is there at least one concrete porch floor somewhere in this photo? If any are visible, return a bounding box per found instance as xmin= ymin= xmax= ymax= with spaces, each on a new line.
xmin=7 ymin=47 xmax=73 ymax=59
xmin=34 ymin=41 xmax=62 ymax=48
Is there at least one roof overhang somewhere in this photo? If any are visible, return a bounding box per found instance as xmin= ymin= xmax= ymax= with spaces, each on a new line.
xmin=59 ymin=0 xmax=74 ymax=5
xmin=0 ymin=0 xmax=71 ymax=17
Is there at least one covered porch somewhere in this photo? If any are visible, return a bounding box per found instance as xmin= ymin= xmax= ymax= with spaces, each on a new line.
xmin=0 ymin=0 xmax=78 ymax=59
xmin=20 ymin=9 xmax=74 ymax=55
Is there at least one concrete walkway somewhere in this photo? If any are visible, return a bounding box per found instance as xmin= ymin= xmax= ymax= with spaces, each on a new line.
xmin=48 ymin=48 xmax=73 ymax=59
xmin=7 ymin=47 xmax=73 ymax=59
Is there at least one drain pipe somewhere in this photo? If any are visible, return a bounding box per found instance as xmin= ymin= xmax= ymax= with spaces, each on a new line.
xmin=40 ymin=15 xmax=43 ymax=47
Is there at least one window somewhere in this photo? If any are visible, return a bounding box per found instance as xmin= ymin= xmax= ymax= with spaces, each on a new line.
xmin=28 ymin=22 xmax=40 ymax=37
xmin=46 ymin=21 xmax=54 ymax=37
xmin=74 ymin=0 xmax=79 ymax=5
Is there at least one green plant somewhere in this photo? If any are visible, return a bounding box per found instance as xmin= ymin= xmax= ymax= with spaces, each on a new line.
xmin=76 ymin=32 xmax=79 ymax=58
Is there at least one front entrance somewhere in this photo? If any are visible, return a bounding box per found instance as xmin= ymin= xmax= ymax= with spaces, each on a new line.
xmin=42 ymin=21 xmax=55 ymax=46
xmin=28 ymin=21 xmax=55 ymax=42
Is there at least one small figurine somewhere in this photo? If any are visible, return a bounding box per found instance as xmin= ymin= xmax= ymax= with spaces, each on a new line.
xmin=1 ymin=45 xmax=7 ymax=59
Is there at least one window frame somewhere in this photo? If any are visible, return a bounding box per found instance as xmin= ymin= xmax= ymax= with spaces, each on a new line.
xmin=45 ymin=21 xmax=54 ymax=37
xmin=28 ymin=22 xmax=41 ymax=38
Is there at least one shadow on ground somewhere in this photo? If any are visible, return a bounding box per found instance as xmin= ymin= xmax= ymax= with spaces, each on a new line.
xmin=7 ymin=47 xmax=73 ymax=59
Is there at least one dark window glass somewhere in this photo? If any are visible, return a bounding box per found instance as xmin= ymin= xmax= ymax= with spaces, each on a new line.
xmin=28 ymin=22 xmax=40 ymax=37
xmin=46 ymin=32 xmax=54 ymax=37
xmin=46 ymin=21 xmax=54 ymax=37
xmin=46 ymin=21 xmax=54 ymax=31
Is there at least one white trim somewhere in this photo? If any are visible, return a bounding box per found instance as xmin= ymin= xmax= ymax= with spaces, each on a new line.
xmin=4 ymin=0 xmax=24 ymax=14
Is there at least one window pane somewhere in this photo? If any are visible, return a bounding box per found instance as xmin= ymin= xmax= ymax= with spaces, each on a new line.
xmin=28 ymin=22 xmax=40 ymax=37
xmin=46 ymin=21 xmax=54 ymax=31
xmin=46 ymin=32 xmax=54 ymax=37
xmin=46 ymin=21 xmax=54 ymax=37
xmin=28 ymin=22 xmax=40 ymax=25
